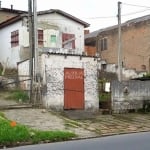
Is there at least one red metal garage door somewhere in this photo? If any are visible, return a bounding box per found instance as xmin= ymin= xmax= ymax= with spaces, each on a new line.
xmin=64 ymin=68 xmax=84 ymax=110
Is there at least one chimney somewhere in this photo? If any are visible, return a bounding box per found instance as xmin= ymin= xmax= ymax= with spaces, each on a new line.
xmin=11 ymin=4 xmax=13 ymax=10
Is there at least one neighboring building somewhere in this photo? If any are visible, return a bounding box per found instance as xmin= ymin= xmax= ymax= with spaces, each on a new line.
xmin=85 ymin=14 xmax=150 ymax=74
xmin=0 ymin=8 xmax=89 ymax=68
xmin=84 ymin=30 xmax=99 ymax=57
xmin=0 ymin=5 xmax=25 ymax=23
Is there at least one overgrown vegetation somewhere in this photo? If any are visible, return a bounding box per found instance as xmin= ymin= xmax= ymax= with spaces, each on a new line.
xmin=143 ymin=73 xmax=150 ymax=78
xmin=0 ymin=112 xmax=76 ymax=147
xmin=0 ymin=68 xmax=2 ymax=76
xmin=99 ymin=79 xmax=111 ymax=102
xmin=6 ymin=90 xmax=29 ymax=103
xmin=99 ymin=93 xmax=111 ymax=102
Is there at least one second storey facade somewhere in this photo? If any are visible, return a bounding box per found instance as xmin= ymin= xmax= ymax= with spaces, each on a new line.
xmin=85 ymin=15 xmax=150 ymax=73
xmin=0 ymin=9 xmax=89 ymax=68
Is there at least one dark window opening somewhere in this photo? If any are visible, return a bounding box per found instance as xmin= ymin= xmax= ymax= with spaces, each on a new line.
xmin=38 ymin=30 xmax=43 ymax=46
xmin=11 ymin=30 xmax=19 ymax=47
xmin=100 ymin=38 xmax=107 ymax=51
xmin=101 ymin=64 xmax=107 ymax=71
xmin=62 ymin=33 xmax=75 ymax=49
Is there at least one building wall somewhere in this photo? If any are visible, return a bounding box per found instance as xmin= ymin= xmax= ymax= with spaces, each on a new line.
xmin=0 ymin=20 xmax=23 ymax=67
xmin=111 ymin=80 xmax=150 ymax=112
xmin=85 ymin=46 xmax=96 ymax=56
xmin=17 ymin=54 xmax=99 ymax=111
xmin=38 ymin=13 xmax=85 ymax=54
xmin=40 ymin=54 xmax=99 ymax=111
xmin=0 ymin=13 xmax=86 ymax=68
xmin=99 ymin=21 xmax=150 ymax=72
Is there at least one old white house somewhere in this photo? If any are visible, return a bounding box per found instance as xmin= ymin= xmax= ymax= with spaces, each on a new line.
xmin=0 ymin=9 xmax=89 ymax=67
xmin=0 ymin=7 xmax=99 ymax=111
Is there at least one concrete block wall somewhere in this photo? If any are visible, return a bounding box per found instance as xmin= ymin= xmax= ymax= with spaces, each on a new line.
xmin=111 ymin=80 xmax=150 ymax=112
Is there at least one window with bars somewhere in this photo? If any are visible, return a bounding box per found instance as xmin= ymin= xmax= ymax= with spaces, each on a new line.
xmin=38 ymin=30 xmax=43 ymax=46
xmin=62 ymin=33 xmax=75 ymax=49
xmin=11 ymin=30 xmax=19 ymax=47
xmin=100 ymin=38 xmax=107 ymax=51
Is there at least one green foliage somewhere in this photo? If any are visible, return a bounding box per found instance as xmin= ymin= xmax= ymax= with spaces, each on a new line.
xmin=99 ymin=93 xmax=111 ymax=101
xmin=0 ymin=117 xmax=30 ymax=145
xmin=0 ymin=69 xmax=2 ymax=76
xmin=7 ymin=90 xmax=29 ymax=102
xmin=0 ymin=112 xmax=6 ymax=119
xmin=0 ymin=114 xmax=76 ymax=146
xmin=143 ymin=73 xmax=150 ymax=78
xmin=32 ymin=130 xmax=76 ymax=143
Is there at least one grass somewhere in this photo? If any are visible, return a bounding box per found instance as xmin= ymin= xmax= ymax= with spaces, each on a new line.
xmin=0 ymin=112 xmax=76 ymax=147
xmin=5 ymin=90 xmax=29 ymax=103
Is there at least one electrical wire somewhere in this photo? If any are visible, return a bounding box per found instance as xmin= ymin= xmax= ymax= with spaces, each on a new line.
xmin=122 ymin=9 xmax=150 ymax=16
xmin=37 ymin=3 xmax=150 ymax=21
xmin=122 ymin=2 xmax=150 ymax=9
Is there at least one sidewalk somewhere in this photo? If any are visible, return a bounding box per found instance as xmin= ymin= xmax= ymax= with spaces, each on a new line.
xmin=2 ymin=108 xmax=150 ymax=139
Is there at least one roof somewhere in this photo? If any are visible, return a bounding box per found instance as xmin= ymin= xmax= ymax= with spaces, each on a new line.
xmin=0 ymin=8 xmax=26 ymax=14
xmin=38 ymin=9 xmax=90 ymax=28
xmin=85 ymin=14 xmax=150 ymax=40
xmin=0 ymin=14 xmax=27 ymax=29
xmin=0 ymin=8 xmax=90 ymax=28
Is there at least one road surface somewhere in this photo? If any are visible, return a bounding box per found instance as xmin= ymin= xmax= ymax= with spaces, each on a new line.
xmin=6 ymin=132 xmax=150 ymax=150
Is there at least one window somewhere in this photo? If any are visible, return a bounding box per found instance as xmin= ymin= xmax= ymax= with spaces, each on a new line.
xmin=50 ymin=35 xmax=56 ymax=43
xmin=62 ymin=33 xmax=75 ymax=49
xmin=101 ymin=64 xmax=107 ymax=71
xmin=11 ymin=30 xmax=19 ymax=47
xmin=38 ymin=30 xmax=43 ymax=46
xmin=100 ymin=38 xmax=107 ymax=51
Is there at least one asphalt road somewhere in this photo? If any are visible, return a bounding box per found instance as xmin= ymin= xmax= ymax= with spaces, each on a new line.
xmin=6 ymin=132 xmax=150 ymax=150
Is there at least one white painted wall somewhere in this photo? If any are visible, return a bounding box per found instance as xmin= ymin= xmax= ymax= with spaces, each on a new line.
xmin=0 ymin=13 xmax=86 ymax=68
xmin=41 ymin=54 xmax=99 ymax=111
xmin=43 ymin=29 xmax=59 ymax=48
xmin=18 ymin=54 xmax=99 ymax=111
xmin=38 ymin=13 xmax=85 ymax=54
xmin=17 ymin=60 xmax=30 ymax=90
xmin=99 ymin=60 xmax=146 ymax=80
xmin=0 ymin=20 xmax=30 ymax=68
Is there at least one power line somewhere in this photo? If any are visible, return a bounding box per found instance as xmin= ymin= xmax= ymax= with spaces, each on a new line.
xmin=122 ymin=2 xmax=150 ymax=9
xmin=85 ymin=16 xmax=116 ymax=19
xmin=122 ymin=9 xmax=150 ymax=17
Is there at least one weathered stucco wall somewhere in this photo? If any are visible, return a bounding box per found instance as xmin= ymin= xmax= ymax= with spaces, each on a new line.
xmin=111 ymin=80 xmax=150 ymax=112
xmin=18 ymin=54 xmax=99 ymax=111
xmin=40 ymin=53 xmax=99 ymax=111
xmin=99 ymin=60 xmax=146 ymax=80
xmin=17 ymin=60 xmax=30 ymax=90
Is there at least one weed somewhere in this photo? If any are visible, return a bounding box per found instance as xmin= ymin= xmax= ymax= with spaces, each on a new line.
xmin=0 ymin=115 xmax=76 ymax=147
xmin=6 ymin=90 xmax=29 ymax=103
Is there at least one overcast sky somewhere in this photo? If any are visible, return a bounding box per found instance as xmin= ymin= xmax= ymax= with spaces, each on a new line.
xmin=2 ymin=0 xmax=150 ymax=31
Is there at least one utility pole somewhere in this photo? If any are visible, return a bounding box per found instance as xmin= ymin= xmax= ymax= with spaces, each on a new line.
xmin=117 ymin=1 xmax=122 ymax=82
xmin=28 ymin=0 xmax=41 ymax=104
xmin=33 ymin=0 xmax=41 ymax=105
xmin=33 ymin=0 xmax=38 ymax=78
xmin=28 ymin=0 xmax=33 ymax=103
